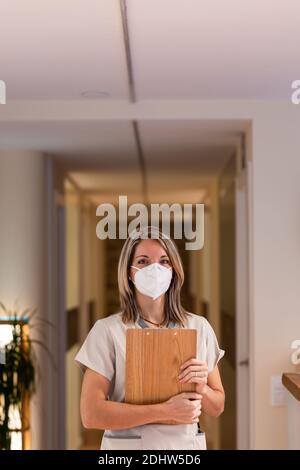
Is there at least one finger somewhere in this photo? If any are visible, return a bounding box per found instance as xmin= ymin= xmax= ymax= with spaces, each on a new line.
xmin=179 ymin=368 xmax=208 ymax=380
xmin=183 ymin=392 xmax=203 ymax=400
xmin=181 ymin=358 xmax=207 ymax=368
xmin=179 ymin=370 xmax=208 ymax=382
xmin=180 ymin=359 xmax=207 ymax=370
xmin=186 ymin=377 xmax=208 ymax=386
xmin=192 ymin=406 xmax=201 ymax=415
xmin=192 ymin=400 xmax=201 ymax=408
xmin=181 ymin=376 xmax=207 ymax=385
xmin=178 ymin=365 xmax=208 ymax=380
xmin=190 ymin=400 xmax=201 ymax=407
xmin=179 ymin=370 xmax=208 ymax=383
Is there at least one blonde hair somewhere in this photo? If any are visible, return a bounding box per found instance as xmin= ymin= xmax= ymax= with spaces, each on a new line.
xmin=117 ymin=226 xmax=190 ymax=327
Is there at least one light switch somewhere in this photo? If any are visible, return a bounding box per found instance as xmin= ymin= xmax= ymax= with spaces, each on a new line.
xmin=270 ymin=375 xmax=286 ymax=406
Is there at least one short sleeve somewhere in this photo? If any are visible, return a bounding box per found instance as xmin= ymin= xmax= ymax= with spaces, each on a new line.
xmin=74 ymin=320 xmax=115 ymax=381
xmin=204 ymin=318 xmax=225 ymax=373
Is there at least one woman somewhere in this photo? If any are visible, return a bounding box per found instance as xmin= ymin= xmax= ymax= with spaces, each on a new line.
xmin=75 ymin=226 xmax=225 ymax=450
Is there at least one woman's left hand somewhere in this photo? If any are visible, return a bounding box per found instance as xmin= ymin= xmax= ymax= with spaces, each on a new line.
xmin=178 ymin=358 xmax=208 ymax=395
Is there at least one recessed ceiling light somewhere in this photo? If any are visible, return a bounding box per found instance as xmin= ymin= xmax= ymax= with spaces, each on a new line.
xmin=81 ymin=90 xmax=110 ymax=98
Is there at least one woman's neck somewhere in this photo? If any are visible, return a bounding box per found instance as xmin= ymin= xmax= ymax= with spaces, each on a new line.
xmin=136 ymin=292 xmax=165 ymax=324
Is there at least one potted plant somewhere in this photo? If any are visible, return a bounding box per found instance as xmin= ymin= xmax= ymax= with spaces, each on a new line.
xmin=0 ymin=302 xmax=53 ymax=450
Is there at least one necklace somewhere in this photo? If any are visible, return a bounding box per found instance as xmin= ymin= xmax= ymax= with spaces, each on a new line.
xmin=140 ymin=316 xmax=167 ymax=328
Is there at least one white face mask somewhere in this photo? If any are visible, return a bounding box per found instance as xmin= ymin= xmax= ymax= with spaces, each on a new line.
xmin=130 ymin=262 xmax=173 ymax=300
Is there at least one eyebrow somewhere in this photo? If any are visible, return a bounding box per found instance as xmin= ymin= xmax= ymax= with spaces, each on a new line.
xmin=135 ymin=254 xmax=169 ymax=258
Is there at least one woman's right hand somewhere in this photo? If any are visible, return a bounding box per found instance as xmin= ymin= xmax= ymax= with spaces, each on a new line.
xmin=162 ymin=392 xmax=202 ymax=424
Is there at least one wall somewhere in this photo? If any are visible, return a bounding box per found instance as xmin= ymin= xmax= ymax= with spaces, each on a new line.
xmin=197 ymin=102 xmax=300 ymax=449
xmin=251 ymin=107 xmax=300 ymax=449
xmin=0 ymin=151 xmax=48 ymax=449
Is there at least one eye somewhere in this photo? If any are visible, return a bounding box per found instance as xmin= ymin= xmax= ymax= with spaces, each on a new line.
xmin=137 ymin=258 xmax=148 ymax=265
xmin=160 ymin=259 xmax=170 ymax=265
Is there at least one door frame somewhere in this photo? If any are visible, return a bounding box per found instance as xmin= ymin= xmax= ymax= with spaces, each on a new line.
xmin=46 ymin=157 xmax=66 ymax=449
xmin=235 ymin=129 xmax=253 ymax=449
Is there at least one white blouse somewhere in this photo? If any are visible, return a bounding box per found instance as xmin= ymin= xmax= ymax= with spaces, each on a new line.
xmin=75 ymin=311 xmax=225 ymax=450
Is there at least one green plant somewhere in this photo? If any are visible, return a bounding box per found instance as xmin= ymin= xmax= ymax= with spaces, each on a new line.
xmin=0 ymin=302 xmax=54 ymax=450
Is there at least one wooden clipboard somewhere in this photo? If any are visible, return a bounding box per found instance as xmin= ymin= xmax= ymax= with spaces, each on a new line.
xmin=125 ymin=328 xmax=197 ymax=411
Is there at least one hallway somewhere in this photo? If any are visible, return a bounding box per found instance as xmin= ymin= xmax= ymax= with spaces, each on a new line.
xmin=61 ymin=119 xmax=243 ymax=449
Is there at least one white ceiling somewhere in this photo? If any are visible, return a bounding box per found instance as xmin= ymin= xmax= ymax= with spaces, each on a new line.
xmin=128 ymin=0 xmax=300 ymax=100
xmin=0 ymin=0 xmax=298 ymax=101
xmin=0 ymin=0 xmax=129 ymax=100
xmin=0 ymin=1 xmax=254 ymax=199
